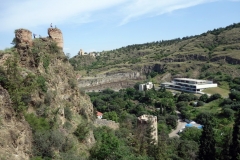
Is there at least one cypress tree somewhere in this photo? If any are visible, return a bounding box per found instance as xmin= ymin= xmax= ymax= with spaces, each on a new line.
xmin=199 ymin=117 xmax=216 ymax=160
xmin=230 ymin=111 xmax=240 ymax=160
xmin=145 ymin=120 xmax=156 ymax=157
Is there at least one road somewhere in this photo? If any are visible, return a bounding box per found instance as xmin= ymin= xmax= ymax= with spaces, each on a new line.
xmin=168 ymin=111 xmax=187 ymax=138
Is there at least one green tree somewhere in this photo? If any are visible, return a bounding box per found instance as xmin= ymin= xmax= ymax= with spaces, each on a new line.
xmin=166 ymin=115 xmax=177 ymax=129
xmin=178 ymin=140 xmax=199 ymax=160
xmin=90 ymin=127 xmax=120 ymax=160
xmin=229 ymin=111 xmax=240 ymax=160
xmin=180 ymin=127 xmax=202 ymax=143
xmin=199 ymin=94 xmax=209 ymax=102
xmin=222 ymin=108 xmax=234 ymax=120
xmin=207 ymin=93 xmax=221 ymax=102
xmin=199 ymin=116 xmax=216 ymax=160
xmin=103 ymin=111 xmax=119 ymax=122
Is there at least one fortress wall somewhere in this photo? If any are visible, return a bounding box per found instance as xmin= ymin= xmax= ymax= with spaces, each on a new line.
xmin=94 ymin=119 xmax=119 ymax=130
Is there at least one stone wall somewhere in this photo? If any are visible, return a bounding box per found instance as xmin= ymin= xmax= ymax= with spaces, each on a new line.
xmin=48 ymin=28 xmax=63 ymax=48
xmin=94 ymin=119 xmax=119 ymax=130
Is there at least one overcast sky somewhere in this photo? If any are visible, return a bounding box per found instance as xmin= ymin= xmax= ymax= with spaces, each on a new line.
xmin=0 ymin=0 xmax=240 ymax=57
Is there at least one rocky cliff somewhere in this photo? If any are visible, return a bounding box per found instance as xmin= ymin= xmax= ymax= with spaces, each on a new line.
xmin=0 ymin=86 xmax=32 ymax=160
xmin=78 ymin=71 xmax=144 ymax=91
xmin=0 ymin=27 xmax=95 ymax=159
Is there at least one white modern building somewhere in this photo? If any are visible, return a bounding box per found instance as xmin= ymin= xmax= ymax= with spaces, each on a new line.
xmin=161 ymin=78 xmax=217 ymax=93
xmin=139 ymin=82 xmax=153 ymax=91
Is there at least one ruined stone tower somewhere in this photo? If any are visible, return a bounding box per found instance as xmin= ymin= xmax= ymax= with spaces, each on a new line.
xmin=138 ymin=114 xmax=158 ymax=144
xmin=48 ymin=28 xmax=63 ymax=48
xmin=15 ymin=29 xmax=33 ymax=47
xmin=15 ymin=29 xmax=34 ymax=66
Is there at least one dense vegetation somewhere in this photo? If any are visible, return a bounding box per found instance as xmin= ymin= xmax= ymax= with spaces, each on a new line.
xmin=87 ymin=76 xmax=240 ymax=159
xmin=0 ymin=38 xmax=92 ymax=160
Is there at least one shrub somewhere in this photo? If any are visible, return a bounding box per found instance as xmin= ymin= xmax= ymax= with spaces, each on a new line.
xmin=103 ymin=111 xmax=119 ymax=122
xmin=63 ymin=121 xmax=72 ymax=130
xmin=33 ymin=129 xmax=69 ymax=158
xmin=222 ymin=108 xmax=234 ymax=119
xmin=0 ymin=67 xmax=7 ymax=87
xmin=74 ymin=121 xmax=90 ymax=142
xmin=42 ymin=55 xmax=50 ymax=72
xmin=176 ymin=101 xmax=188 ymax=109
xmin=37 ymin=76 xmax=47 ymax=92
xmin=64 ymin=107 xmax=72 ymax=121
xmin=178 ymin=93 xmax=197 ymax=102
xmin=207 ymin=93 xmax=221 ymax=102
xmin=49 ymin=42 xmax=59 ymax=53
xmin=24 ymin=113 xmax=50 ymax=132
xmin=229 ymin=90 xmax=240 ymax=101
xmin=68 ymin=78 xmax=77 ymax=89
xmin=197 ymin=101 xmax=205 ymax=107
xmin=199 ymin=94 xmax=208 ymax=102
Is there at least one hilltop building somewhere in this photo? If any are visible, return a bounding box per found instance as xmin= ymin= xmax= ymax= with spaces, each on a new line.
xmin=138 ymin=114 xmax=158 ymax=144
xmin=161 ymin=78 xmax=217 ymax=93
xmin=89 ymin=52 xmax=96 ymax=57
xmin=78 ymin=49 xmax=85 ymax=56
xmin=139 ymin=82 xmax=153 ymax=91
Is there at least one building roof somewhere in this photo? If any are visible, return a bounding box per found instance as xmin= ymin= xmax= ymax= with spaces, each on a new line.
xmin=174 ymin=78 xmax=209 ymax=82
xmin=96 ymin=111 xmax=103 ymax=116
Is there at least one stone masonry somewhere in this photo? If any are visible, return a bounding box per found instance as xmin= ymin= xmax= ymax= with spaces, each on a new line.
xmin=15 ymin=29 xmax=33 ymax=47
xmin=138 ymin=114 xmax=158 ymax=144
xmin=94 ymin=119 xmax=119 ymax=130
xmin=48 ymin=28 xmax=63 ymax=48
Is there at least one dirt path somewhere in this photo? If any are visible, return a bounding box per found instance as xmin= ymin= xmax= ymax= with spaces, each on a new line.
xmin=168 ymin=111 xmax=186 ymax=138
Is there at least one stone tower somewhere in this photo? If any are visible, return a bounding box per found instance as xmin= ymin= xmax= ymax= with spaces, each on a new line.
xmin=48 ymin=28 xmax=63 ymax=48
xmin=138 ymin=114 xmax=158 ymax=144
xmin=78 ymin=49 xmax=84 ymax=55
xmin=15 ymin=29 xmax=33 ymax=47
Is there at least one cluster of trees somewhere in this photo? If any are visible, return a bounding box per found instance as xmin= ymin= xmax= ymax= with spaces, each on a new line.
xmin=88 ymin=76 xmax=240 ymax=159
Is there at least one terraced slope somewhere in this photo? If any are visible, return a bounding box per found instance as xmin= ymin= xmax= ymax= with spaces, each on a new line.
xmin=70 ymin=23 xmax=240 ymax=91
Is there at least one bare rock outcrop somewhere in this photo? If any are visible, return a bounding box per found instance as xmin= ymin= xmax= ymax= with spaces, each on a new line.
xmin=0 ymin=85 xmax=32 ymax=160
xmin=78 ymin=71 xmax=143 ymax=90
xmin=48 ymin=28 xmax=63 ymax=48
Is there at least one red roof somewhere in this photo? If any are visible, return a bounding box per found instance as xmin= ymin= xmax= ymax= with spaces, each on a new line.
xmin=96 ymin=111 xmax=103 ymax=116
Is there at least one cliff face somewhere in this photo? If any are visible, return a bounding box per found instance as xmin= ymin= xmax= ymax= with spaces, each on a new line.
xmin=0 ymin=85 xmax=32 ymax=160
xmin=78 ymin=71 xmax=143 ymax=91
xmin=77 ymin=63 xmax=168 ymax=91
xmin=0 ymin=27 xmax=95 ymax=159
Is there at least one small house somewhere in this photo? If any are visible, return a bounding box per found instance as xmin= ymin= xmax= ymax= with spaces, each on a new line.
xmin=96 ymin=111 xmax=103 ymax=119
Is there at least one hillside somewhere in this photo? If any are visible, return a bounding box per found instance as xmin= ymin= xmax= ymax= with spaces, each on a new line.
xmin=70 ymin=23 xmax=240 ymax=91
xmin=0 ymin=28 xmax=95 ymax=159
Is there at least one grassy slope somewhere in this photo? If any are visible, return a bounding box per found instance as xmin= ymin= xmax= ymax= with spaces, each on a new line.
xmin=70 ymin=23 xmax=240 ymax=80
xmin=203 ymin=87 xmax=230 ymax=98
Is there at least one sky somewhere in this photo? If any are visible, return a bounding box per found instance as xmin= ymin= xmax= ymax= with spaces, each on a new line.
xmin=0 ymin=0 xmax=240 ymax=57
